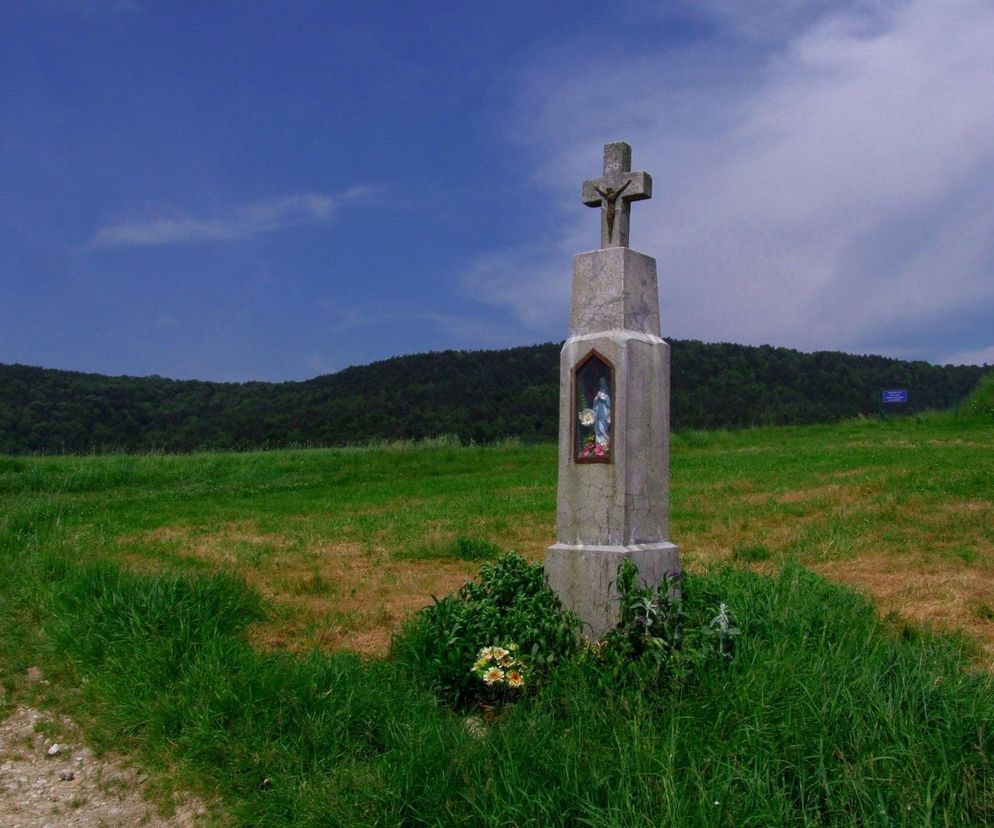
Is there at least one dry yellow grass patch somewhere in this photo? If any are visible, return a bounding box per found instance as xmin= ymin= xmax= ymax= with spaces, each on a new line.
xmin=117 ymin=469 xmax=991 ymax=665
xmin=935 ymin=499 xmax=994 ymax=516
xmin=137 ymin=522 xmax=294 ymax=559
xmin=883 ymin=498 xmax=994 ymax=549
xmin=826 ymin=468 xmax=873 ymax=479
xmin=675 ymin=468 xmax=994 ymax=662
xmin=485 ymin=521 xmax=552 ymax=563
xmin=817 ymin=552 xmax=994 ymax=664
xmin=119 ymin=522 xmax=489 ymax=657
xmin=245 ymin=550 xmax=475 ymax=657
xmin=776 ymin=484 xmax=852 ymax=504
xmin=676 ymin=480 xmax=874 ymax=566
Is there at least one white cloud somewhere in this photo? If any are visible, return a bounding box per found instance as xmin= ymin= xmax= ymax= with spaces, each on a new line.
xmin=92 ymin=188 xmax=369 ymax=247
xmin=482 ymin=0 xmax=994 ymax=362
xmin=462 ymin=241 xmax=580 ymax=335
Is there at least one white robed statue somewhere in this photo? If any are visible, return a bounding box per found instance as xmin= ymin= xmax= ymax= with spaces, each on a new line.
xmin=593 ymin=377 xmax=611 ymax=448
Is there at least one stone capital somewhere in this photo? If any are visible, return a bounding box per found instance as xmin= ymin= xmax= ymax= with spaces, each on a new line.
xmin=569 ymin=247 xmax=661 ymax=337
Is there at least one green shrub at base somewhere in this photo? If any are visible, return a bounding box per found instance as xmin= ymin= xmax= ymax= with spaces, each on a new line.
xmin=391 ymin=552 xmax=582 ymax=707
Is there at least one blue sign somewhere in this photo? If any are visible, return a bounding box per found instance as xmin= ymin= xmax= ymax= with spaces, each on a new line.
xmin=882 ymin=389 xmax=908 ymax=404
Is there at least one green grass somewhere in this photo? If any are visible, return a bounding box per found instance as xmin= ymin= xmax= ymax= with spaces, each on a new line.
xmin=732 ymin=543 xmax=772 ymax=562
xmin=673 ymin=416 xmax=994 ymax=568
xmin=0 ymin=440 xmax=557 ymax=554
xmin=1 ymin=414 xmax=994 ymax=824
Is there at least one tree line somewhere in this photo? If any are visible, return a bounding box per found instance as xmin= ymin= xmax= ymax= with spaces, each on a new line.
xmin=0 ymin=340 xmax=987 ymax=454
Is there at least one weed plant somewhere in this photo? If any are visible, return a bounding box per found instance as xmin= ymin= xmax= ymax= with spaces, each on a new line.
xmin=581 ymin=560 xmax=741 ymax=693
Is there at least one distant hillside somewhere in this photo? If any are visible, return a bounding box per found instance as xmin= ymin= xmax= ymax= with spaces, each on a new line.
xmin=0 ymin=341 xmax=987 ymax=454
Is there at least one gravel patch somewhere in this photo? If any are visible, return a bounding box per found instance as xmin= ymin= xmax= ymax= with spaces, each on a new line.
xmin=0 ymin=693 xmax=212 ymax=827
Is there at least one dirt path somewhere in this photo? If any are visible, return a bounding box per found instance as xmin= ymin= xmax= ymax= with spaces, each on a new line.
xmin=0 ymin=696 xmax=212 ymax=828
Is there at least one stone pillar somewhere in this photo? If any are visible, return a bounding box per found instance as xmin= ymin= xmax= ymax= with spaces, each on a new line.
xmin=545 ymin=143 xmax=680 ymax=640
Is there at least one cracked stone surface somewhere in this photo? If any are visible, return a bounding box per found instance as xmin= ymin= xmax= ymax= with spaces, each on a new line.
xmin=569 ymin=248 xmax=660 ymax=336
xmin=555 ymin=333 xmax=671 ymax=547
xmin=546 ymin=543 xmax=680 ymax=640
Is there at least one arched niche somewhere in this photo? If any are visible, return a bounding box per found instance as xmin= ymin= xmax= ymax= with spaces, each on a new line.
xmin=572 ymin=350 xmax=614 ymax=463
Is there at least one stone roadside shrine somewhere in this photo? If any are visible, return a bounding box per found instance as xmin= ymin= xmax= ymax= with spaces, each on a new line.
xmin=545 ymin=140 xmax=680 ymax=640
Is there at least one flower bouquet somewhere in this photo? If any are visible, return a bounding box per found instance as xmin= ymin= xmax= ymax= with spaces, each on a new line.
xmin=471 ymin=644 xmax=526 ymax=721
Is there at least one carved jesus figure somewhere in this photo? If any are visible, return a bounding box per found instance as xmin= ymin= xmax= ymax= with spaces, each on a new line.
xmin=582 ymin=141 xmax=652 ymax=248
xmin=594 ymin=179 xmax=631 ymax=244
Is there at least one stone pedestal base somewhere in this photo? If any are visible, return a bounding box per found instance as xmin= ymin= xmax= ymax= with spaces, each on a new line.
xmin=545 ymin=541 xmax=680 ymax=640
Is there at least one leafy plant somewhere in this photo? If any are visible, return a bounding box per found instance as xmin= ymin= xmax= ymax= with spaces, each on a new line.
xmin=391 ymin=553 xmax=581 ymax=707
xmin=962 ymin=371 xmax=994 ymax=417
xmin=592 ymin=559 xmax=741 ymax=687
xmin=704 ymin=602 xmax=741 ymax=657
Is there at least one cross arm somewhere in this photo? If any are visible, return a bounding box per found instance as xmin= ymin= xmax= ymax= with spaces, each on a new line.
xmin=582 ymin=171 xmax=652 ymax=206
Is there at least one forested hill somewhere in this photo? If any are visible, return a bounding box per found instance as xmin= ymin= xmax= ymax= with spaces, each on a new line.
xmin=0 ymin=340 xmax=987 ymax=454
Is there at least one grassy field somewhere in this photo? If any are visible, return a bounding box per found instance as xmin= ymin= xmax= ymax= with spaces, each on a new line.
xmin=2 ymin=413 xmax=994 ymax=824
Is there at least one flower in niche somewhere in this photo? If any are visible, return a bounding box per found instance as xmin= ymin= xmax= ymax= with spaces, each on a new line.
xmin=579 ymin=408 xmax=595 ymax=426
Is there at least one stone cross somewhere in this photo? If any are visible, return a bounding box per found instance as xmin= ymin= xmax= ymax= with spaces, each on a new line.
xmin=582 ymin=141 xmax=653 ymax=249
xmin=546 ymin=140 xmax=679 ymax=640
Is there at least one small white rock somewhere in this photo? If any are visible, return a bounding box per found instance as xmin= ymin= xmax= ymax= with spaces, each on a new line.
xmin=46 ymin=744 xmax=60 ymax=756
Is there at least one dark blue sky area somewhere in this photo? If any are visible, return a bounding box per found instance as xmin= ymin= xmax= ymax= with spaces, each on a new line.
xmin=3 ymin=1 xmax=992 ymax=380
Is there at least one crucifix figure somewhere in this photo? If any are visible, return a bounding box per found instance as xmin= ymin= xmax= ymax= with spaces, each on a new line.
xmin=582 ymin=141 xmax=652 ymax=248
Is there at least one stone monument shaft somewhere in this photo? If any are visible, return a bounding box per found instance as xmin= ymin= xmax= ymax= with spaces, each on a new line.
xmin=545 ymin=141 xmax=680 ymax=640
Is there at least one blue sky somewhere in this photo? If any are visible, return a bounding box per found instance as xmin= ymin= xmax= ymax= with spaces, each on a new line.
xmin=3 ymin=0 xmax=993 ymax=381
